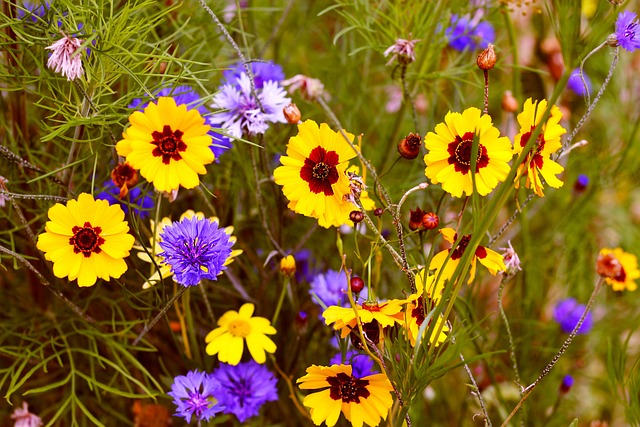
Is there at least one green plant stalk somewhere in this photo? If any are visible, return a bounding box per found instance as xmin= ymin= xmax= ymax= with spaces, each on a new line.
xmin=272 ymin=277 xmax=289 ymax=325
xmin=62 ymin=89 xmax=93 ymax=191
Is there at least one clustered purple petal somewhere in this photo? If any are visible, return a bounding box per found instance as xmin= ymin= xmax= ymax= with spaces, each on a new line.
xmin=310 ymin=269 xmax=368 ymax=309
xmin=330 ymin=349 xmax=378 ymax=378
xmin=211 ymin=361 xmax=278 ymax=423
xmin=17 ymin=1 xmax=49 ymax=23
xmin=158 ymin=217 xmax=233 ymax=286
xmin=446 ymin=14 xmax=495 ymax=51
xmin=567 ymin=68 xmax=592 ymax=97
xmin=168 ymin=370 xmax=224 ymax=424
xmin=96 ymin=181 xmax=154 ymax=219
xmin=222 ymin=60 xmax=285 ymax=89
xmin=614 ymin=11 xmax=640 ymax=52
xmin=553 ymin=298 xmax=593 ymax=334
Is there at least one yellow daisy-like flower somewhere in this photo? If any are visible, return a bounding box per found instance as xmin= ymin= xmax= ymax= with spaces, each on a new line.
xmin=36 ymin=193 xmax=135 ymax=287
xmin=513 ymin=98 xmax=566 ymax=197
xmin=205 ymin=303 xmax=276 ymax=365
xmin=404 ymin=269 xmax=449 ymax=347
xmin=297 ymin=364 xmax=394 ymax=427
xmin=429 ymin=227 xmax=506 ymax=284
xmin=273 ymin=120 xmax=357 ymax=228
xmin=424 ymin=107 xmax=513 ymax=198
xmin=597 ymin=248 xmax=640 ymax=292
xmin=116 ymin=97 xmax=214 ymax=193
xmin=323 ymin=299 xmax=405 ymax=339
xmin=136 ymin=210 xmax=242 ymax=289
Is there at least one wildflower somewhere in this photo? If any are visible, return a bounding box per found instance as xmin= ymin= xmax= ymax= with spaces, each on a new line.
xmin=294 ymin=248 xmax=317 ymax=283
xmin=210 ymin=72 xmax=290 ymax=138
xmin=424 ymin=107 xmax=512 ymax=197
xmin=500 ymin=240 xmax=522 ymax=275
xmin=205 ymin=303 xmax=277 ymax=365
xmin=168 ymin=370 xmax=223 ymax=424
xmin=36 ymin=193 xmax=134 ymax=287
xmin=297 ymin=364 xmax=394 ymax=427
xmin=282 ymin=74 xmax=329 ymax=101
xmin=513 ymin=98 xmax=566 ymax=197
xmin=11 ymin=401 xmax=43 ymax=427
xmin=17 ymin=2 xmax=49 ymax=23
xmin=96 ymin=181 xmax=154 ymax=219
xmin=397 ymin=133 xmax=422 ymax=160
xmin=502 ymin=91 xmax=519 ymax=113
xmin=330 ymin=349 xmax=377 ymax=377
xmin=609 ymin=11 xmax=640 ymax=52
xmin=383 ymin=37 xmax=420 ymax=65
xmin=283 ymin=103 xmax=301 ymax=124
xmin=116 ymin=97 xmax=214 ymax=193
xmin=597 ymin=248 xmax=640 ymax=292
xmin=46 ymin=33 xmax=85 ymax=81
xmin=446 ymin=14 xmax=495 ymax=51
xmin=0 ymin=176 xmax=8 ymax=208
xmin=222 ymin=60 xmax=285 ymax=89
xmin=211 ymin=361 xmax=278 ymax=422
xmin=280 ymin=254 xmax=296 ymax=276
xmin=567 ymin=69 xmax=592 ymax=97
xmin=273 ymin=120 xmax=357 ymax=228
xmin=345 ymin=164 xmax=375 ymax=211
xmin=109 ymin=162 xmax=138 ymax=198
xmin=323 ymin=299 xmax=406 ymax=340
xmin=409 ymin=207 xmax=426 ymax=231
xmin=310 ymin=269 xmax=368 ymax=310
xmin=560 ymin=374 xmax=574 ymax=394
xmin=422 ymin=212 xmax=439 ymax=230
xmin=404 ymin=269 xmax=449 ymax=347
xmin=157 ymin=216 xmax=234 ymax=286
xmin=553 ymin=298 xmax=593 ymax=334
xmin=430 ymin=227 xmax=506 ymax=284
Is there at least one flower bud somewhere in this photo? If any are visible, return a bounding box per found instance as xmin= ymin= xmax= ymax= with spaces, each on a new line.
xmin=397 ymin=133 xmax=422 ymax=159
xmin=421 ymin=212 xmax=439 ymax=230
xmin=596 ymin=251 xmax=623 ymax=279
xmin=110 ymin=162 xmax=139 ymax=199
xmin=283 ymin=103 xmax=301 ymax=124
xmin=409 ymin=207 xmax=425 ymax=231
xmin=350 ymin=276 xmax=365 ymax=293
xmin=501 ymin=91 xmax=519 ymax=113
xmin=476 ymin=44 xmax=497 ymax=71
xmin=280 ymin=255 xmax=296 ymax=277
xmin=349 ymin=210 xmax=364 ymax=223
xmin=373 ymin=207 xmax=384 ymax=217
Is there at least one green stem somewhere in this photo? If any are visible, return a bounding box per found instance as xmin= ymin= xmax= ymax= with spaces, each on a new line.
xmin=272 ymin=277 xmax=289 ymax=325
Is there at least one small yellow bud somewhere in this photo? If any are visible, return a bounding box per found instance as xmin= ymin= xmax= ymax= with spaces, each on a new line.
xmin=280 ymin=255 xmax=296 ymax=277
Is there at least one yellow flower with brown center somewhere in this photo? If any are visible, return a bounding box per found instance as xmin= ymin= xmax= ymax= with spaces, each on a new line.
xmin=424 ymin=107 xmax=513 ymax=197
xmin=273 ymin=120 xmax=357 ymax=228
xmin=205 ymin=303 xmax=276 ymax=365
xmin=404 ymin=269 xmax=449 ymax=347
xmin=597 ymin=248 xmax=640 ymax=292
xmin=116 ymin=97 xmax=214 ymax=193
xmin=36 ymin=193 xmax=135 ymax=287
xmin=297 ymin=364 xmax=394 ymax=427
xmin=513 ymin=98 xmax=566 ymax=197
xmin=322 ymin=299 xmax=405 ymax=340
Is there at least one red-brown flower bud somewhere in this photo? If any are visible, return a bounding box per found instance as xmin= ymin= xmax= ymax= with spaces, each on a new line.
xmin=421 ymin=212 xmax=439 ymax=230
xmin=397 ymin=132 xmax=422 ymax=160
xmin=350 ymin=276 xmax=365 ymax=293
xmin=409 ymin=207 xmax=425 ymax=231
xmin=477 ymin=44 xmax=497 ymax=71
xmin=373 ymin=207 xmax=384 ymax=217
xmin=350 ymin=210 xmax=364 ymax=223
xmin=283 ymin=103 xmax=301 ymax=124
xmin=110 ymin=162 xmax=138 ymax=199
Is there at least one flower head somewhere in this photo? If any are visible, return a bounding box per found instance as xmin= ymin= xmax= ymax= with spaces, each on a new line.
xmin=116 ymin=97 xmax=214 ymax=193
xmin=11 ymin=401 xmax=43 ymax=427
xmin=403 ymin=269 xmax=449 ymax=347
xmin=168 ymin=370 xmax=223 ymax=424
xmin=205 ymin=303 xmax=277 ymax=365
xmin=553 ymin=298 xmax=593 ymax=334
xmin=96 ymin=181 xmax=154 ymax=219
xmin=446 ymin=14 xmax=495 ymax=51
xmin=323 ymin=299 xmax=406 ymax=340
xmin=222 ymin=60 xmax=285 ymax=89
xmin=297 ymin=364 xmax=394 ymax=427
xmin=46 ymin=33 xmax=85 ymax=81
xmin=211 ymin=361 xmax=278 ymax=422
xmin=611 ymin=11 xmax=640 ymax=52
xmin=280 ymin=254 xmax=297 ymax=276
xmin=383 ymin=37 xmax=420 ymax=65
xmin=36 ymin=193 xmax=134 ymax=287
xmin=282 ymin=74 xmax=329 ymax=101
xmin=310 ymin=269 xmax=367 ymax=310
xmin=158 ymin=216 xmax=234 ymax=286
xmin=424 ymin=107 xmax=513 ymax=197
xmin=274 ymin=120 xmax=358 ymax=228
xmin=597 ymin=248 xmax=640 ymax=292
xmin=18 ymin=2 xmax=49 ymax=23
xmin=513 ymin=98 xmax=566 ymax=196
xmin=500 ymin=240 xmax=522 ymax=275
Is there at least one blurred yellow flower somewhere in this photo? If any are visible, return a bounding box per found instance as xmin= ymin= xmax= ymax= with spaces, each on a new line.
xmin=597 ymin=248 xmax=640 ymax=292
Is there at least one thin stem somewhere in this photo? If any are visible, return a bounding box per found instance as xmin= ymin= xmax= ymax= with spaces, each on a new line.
xmin=272 ymin=277 xmax=289 ymax=325
xmin=0 ymin=191 xmax=69 ymax=202
xmin=497 ymin=275 xmax=522 ymax=391
xmin=62 ymin=91 xmax=92 ymax=191
xmin=397 ymin=183 xmax=430 ymax=217
xmin=488 ymin=193 xmax=534 ymax=245
xmin=198 ymin=281 xmax=216 ymax=324
xmin=258 ymin=0 xmax=295 ymax=57
xmin=400 ymin=63 xmax=419 ymax=131
xmin=133 ymin=286 xmax=189 ymax=346
xmin=579 ymin=41 xmax=607 ymax=106
xmin=483 ymin=70 xmax=490 ymax=115
xmin=0 ymin=144 xmax=68 ymax=190
xmin=462 ymin=352 xmax=492 ymax=427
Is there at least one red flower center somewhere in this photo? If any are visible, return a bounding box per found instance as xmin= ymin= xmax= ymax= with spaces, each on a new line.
xmin=300 ymin=146 xmax=340 ymax=195
xmin=151 ymin=125 xmax=187 ymax=165
xmin=449 ymin=233 xmax=488 ymax=260
xmin=327 ymin=372 xmax=370 ymax=403
xmin=412 ymin=297 xmax=426 ymax=326
xmin=447 ymin=132 xmax=489 ymax=174
xmin=519 ymin=126 xmax=546 ymax=169
xmin=69 ymin=222 xmax=105 ymax=257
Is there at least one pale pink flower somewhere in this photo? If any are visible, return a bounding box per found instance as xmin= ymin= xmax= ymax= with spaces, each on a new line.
xmin=500 ymin=240 xmax=522 ymax=275
xmin=11 ymin=402 xmax=43 ymax=427
xmin=281 ymin=74 xmax=329 ymax=101
xmin=383 ymin=37 xmax=420 ymax=65
xmin=46 ymin=33 xmax=84 ymax=81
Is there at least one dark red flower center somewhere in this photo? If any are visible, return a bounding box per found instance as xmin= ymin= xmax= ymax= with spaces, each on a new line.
xmin=412 ymin=297 xmax=426 ymax=326
xmin=447 ymin=132 xmax=489 ymax=174
xmin=615 ymin=266 xmax=627 ymax=283
xmin=449 ymin=233 xmax=488 ymax=260
xmin=300 ymin=146 xmax=340 ymax=196
xmin=327 ymin=372 xmax=370 ymax=403
xmin=69 ymin=222 xmax=105 ymax=258
xmin=151 ymin=125 xmax=187 ymax=165
xmin=519 ymin=126 xmax=546 ymax=169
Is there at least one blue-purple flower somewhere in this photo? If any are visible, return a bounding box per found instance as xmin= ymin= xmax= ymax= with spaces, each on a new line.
xmin=168 ymin=370 xmax=224 ymax=424
xmin=330 ymin=349 xmax=378 ymax=378
xmin=17 ymin=1 xmax=49 ymax=23
xmin=96 ymin=181 xmax=154 ymax=219
xmin=612 ymin=11 xmax=640 ymax=52
xmin=560 ymin=374 xmax=574 ymax=394
xmin=211 ymin=361 xmax=278 ymax=423
xmin=446 ymin=14 xmax=495 ymax=51
xmin=222 ymin=60 xmax=285 ymax=89
xmin=309 ymin=269 xmax=369 ymax=310
xmin=158 ymin=216 xmax=234 ymax=286
xmin=567 ymin=68 xmax=592 ymax=96
xmin=574 ymin=174 xmax=589 ymax=193
xmin=553 ymin=298 xmax=593 ymax=334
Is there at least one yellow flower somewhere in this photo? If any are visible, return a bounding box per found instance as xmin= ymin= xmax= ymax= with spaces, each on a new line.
xmin=597 ymin=248 xmax=640 ymax=292
xmin=116 ymin=97 xmax=214 ymax=193
xmin=273 ymin=120 xmax=357 ymax=228
xmin=424 ymin=107 xmax=513 ymax=197
xmin=323 ymin=299 xmax=405 ymax=339
xmin=404 ymin=269 xmax=449 ymax=347
xmin=205 ymin=303 xmax=276 ymax=365
xmin=36 ymin=193 xmax=135 ymax=287
xmin=279 ymin=254 xmax=296 ymax=276
xmin=429 ymin=227 xmax=505 ymax=284
xmin=513 ymin=98 xmax=566 ymax=197
xmin=136 ymin=210 xmax=242 ymax=289
xmin=297 ymin=364 xmax=394 ymax=427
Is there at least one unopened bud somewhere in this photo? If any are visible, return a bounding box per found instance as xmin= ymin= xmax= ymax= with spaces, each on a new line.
xmin=373 ymin=207 xmax=384 ymax=217
xmin=477 ymin=44 xmax=497 ymax=71
xmin=397 ymin=132 xmax=422 ymax=160
xmin=349 ymin=210 xmax=364 ymax=223
xmin=283 ymin=103 xmax=301 ymax=124
xmin=409 ymin=207 xmax=425 ymax=231
xmin=606 ymin=34 xmax=619 ymax=48
xmin=110 ymin=162 xmax=139 ymax=199
xmin=350 ymin=276 xmax=365 ymax=293
xmin=501 ymin=91 xmax=519 ymax=113
xmin=280 ymin=255 xmax=296 ymax=277
xmin=421 ymin=212 xmax=439 ymax=230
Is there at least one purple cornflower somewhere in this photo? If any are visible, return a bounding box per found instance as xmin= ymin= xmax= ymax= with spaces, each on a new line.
xmin=446 ymin=14 xmax=495 ymax=51
xmin=209 ymin=72 xmax=291 ymax=138
xmin=96 ymin=181 xmax=154 ymax=219
xmin=383 ymin=37 xmax=421 ymax=65
xmin=567 ymin=69 xmax=592 ymax=96
xmin=211 ymin=361 xmax=278 ymax=423
xmin=158 ymin=216 xmax=233 ymax=286
xmin=168 ymin=370 xmax=223 ymax=424
xmin=330 ymin=349 xmax=378 ymax=378
xmin=129 ymin=85 xmax=232 ymax=161
xmin=46 ymin=33 xmax=84 ymax=81
xmin=309 ymin=269 xmax=369 ymax=309
xmin=17 ymin=1 xmax=49 ymax=23
xmin=611 ymin=11 xmax=640 ymax=52
xmin=553 ymin=298 xmax=593 ymax=334
xmin=222 ymin=60 xmax=285 ymax=89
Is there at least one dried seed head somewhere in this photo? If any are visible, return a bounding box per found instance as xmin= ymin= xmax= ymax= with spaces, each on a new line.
xmin=283 ymin=103 xmax=301 ymax=124
xmin=477 ymin=44 xmax=497 ymax=71
xmin=397 ymin=133 xmax=422 ymax=159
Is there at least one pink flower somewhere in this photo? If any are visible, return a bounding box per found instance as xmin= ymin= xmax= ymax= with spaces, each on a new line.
xmin=11 ymin=402 xmax=43 ymax=427
xmin=500 ymin=240 xmax=522 ymax=275
xmin=46 ymin=33 xmax=84 ymax=81
xmin=383 ymin=37 xmax=420 ymax=65
xmin=281 ymin=74 xmax=329 ymax=101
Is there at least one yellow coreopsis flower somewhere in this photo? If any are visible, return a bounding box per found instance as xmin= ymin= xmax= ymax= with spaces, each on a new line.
xmin=597 ymin=248 xmax=640 ymax=292
xmin=205 ymin=303 xmax=277 ymax=365
xmin=322 ymin=299 xmax=406 ymax=339
xmin=297 ymin=364 xmax=394 ymax=427
xmin=116 ymin=97 xmax=214 ymax=193
xmin=404 ymin=269 xmax=449 ymax=347
xmin=36 ymin=193 xmax=135 ymax=287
